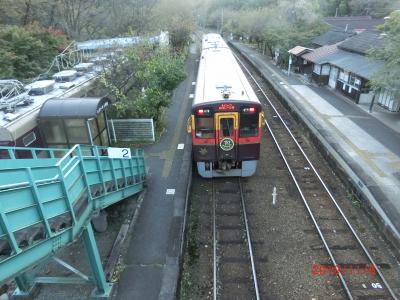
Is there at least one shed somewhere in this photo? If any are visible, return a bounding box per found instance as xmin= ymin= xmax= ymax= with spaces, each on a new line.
xmin=288 ymin=46 xmax=314 ymax=73
xmin=38 ymin=97 xmax=111 ymax=148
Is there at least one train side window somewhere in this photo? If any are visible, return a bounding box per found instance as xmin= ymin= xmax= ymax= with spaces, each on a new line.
xmin=65 ymin=119 xmax=89 ymax=144
xmin=41 ymin=120 xmax=67 ymax=143
xmin=195 ymin=117 xmax=214 ymax=138
xmin=240 ymin=114 xmax=258 ymax=137
xmin=22 ymin=131 xmax=36 ymax=146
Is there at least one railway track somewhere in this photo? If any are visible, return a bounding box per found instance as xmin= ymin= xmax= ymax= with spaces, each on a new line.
xmin=212 ymin=177 xmax=260 ymax=300
xmin=233 ymin=51 xmax=399 ymax=300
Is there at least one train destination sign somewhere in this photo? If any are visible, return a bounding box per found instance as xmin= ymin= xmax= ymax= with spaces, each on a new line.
xmin=218 ymin=103 xmax=235 ymax=110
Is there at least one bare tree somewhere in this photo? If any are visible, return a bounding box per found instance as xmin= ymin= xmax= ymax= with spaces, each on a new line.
xmin=56 ymin=0 xmax=99 ymax=39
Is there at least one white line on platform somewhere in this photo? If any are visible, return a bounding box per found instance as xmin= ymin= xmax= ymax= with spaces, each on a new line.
xmin=166 ymin=189 xmax=176 ymax=195
xmin=189 ymin=94 xmax=194 ymax=99
xmin=177 ymin=144 xmax=185 ymax=150
xmin=279 ymin=81 xmax=285 ymax=85
xmin=192 ymin=82 xmax=196 ymax=85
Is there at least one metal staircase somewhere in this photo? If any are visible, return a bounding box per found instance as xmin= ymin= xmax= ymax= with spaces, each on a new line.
xmin=0 ymin=144 xmax=146 ymax=298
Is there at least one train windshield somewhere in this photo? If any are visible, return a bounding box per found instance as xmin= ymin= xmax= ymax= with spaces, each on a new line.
xmin=196 ymin=117 xmax=214 ymax=138
xmin=220 ymin=118 xmax=234 ymax=137
xmin=240 ymin=113 xmax=258 ymax=137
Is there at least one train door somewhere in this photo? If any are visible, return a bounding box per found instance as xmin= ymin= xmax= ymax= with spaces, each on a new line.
xmin=215 ymin=112 xmax=238 ymax=162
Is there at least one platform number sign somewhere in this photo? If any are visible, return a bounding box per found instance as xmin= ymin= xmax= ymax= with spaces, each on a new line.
xmin=108 ymin=147 xmax=131 ymax=159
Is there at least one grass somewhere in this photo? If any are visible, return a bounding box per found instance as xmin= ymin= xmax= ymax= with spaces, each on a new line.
xmin=179 ymin=196 xmax=200 ymax=300
xmin=349 ymin=191 xmax=362 ymax=208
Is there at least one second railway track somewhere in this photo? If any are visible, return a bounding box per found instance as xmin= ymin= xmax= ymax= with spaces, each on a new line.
xmin=233 ymin=49 xmax=399 ymax=299
xmin=212 ymin=177 xmax=260 ymax=300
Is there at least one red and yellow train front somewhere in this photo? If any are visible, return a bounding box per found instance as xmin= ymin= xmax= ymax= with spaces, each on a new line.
xmin=189 ymin=102 xmax=263 ymax=177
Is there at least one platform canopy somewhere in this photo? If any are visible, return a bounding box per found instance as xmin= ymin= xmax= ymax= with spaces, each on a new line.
xmin=39 ymin=97 xmax=110 ymax=119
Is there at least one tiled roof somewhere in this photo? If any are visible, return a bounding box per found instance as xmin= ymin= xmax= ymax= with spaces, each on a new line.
xmin=324 ymin=16 xmax=384 ymax=32
xmin=337 ymin=31 xmax=385 ymax=54
xmin=302 ymin=44 xmax=383 ymax=79
xmin=301 ymin=44 xmax=340 ymax=64
xmin=288 ymin=46 xmax=314 ymax=56
xmin=312 ymin=29 xmax=354 ymax=46
xmin=329 ymin=53 xmax=384 ymax=79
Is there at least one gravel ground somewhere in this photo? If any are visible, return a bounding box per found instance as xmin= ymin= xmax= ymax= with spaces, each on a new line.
xmin=3 ymin=194 xmax=140 ymax=300
xmin=180 ymin=101 xmax=400 ymax=299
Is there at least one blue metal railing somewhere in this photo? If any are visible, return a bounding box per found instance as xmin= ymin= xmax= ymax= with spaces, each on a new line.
xmin=0 ymin=144 xmax=146 ymax=297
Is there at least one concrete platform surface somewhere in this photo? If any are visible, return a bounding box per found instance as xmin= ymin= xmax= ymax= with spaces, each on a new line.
xmin=231 ymin=41 xmax=400 ymax=243
xmin=112 ymin=43 xmax=197 ymax=299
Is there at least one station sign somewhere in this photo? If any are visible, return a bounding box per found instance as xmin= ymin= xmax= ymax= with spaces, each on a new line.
xmin=108 ymin=147 xmax=131 ymax=159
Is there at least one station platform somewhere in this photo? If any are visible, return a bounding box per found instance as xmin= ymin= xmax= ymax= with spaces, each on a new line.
xmin=112 ymin=45 xmax=196 ymax=299
xmin=230 ymin=41 xmax=400 ymax=244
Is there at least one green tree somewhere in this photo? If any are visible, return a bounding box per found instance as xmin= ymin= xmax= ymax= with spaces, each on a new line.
xmin=0 ymin=24 xmax=68 ymax=80
xmin=368 ymin=11 xmax=400 ymax=93
xmin=104 ymin=42 xmax=186 ymax=122
xmin=220 ymin=0 xmax=326 ymax=66
xmin=349 ymin=0 xmax=393 ymax=17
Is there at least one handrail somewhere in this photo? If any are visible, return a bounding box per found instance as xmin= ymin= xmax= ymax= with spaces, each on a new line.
xmin=0 ymin=142 xmax=146 ymax=297
xmin=0 ymin=145 xmax=70 ymax=153
xmin=0 ymin=145 xmax=144 ymax=192
xmin=0 ymin=176 xmax=60 ymax=191
xmin=56 ymin=144 xmax=80 ymax=167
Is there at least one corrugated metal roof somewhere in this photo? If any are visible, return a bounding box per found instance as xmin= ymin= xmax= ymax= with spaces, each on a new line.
xmin=288 ymin=46 xmax=313 ymax=56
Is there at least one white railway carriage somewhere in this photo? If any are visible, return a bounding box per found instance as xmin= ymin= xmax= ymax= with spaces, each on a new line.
xmin=188 ymin=34 xmax=263 ymax=178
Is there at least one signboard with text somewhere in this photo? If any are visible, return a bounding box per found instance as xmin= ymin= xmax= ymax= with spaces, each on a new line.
xmin=108 ymin=147 xmax=131 ymax=159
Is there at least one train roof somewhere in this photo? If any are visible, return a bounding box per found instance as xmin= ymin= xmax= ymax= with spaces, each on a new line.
xmin=0 ymin=72 xmax=99 ymax=130
xmin=194 ymin=34 xmax=260 ymax=107
xmin=202 ymin=33 xmax=229 ymax=50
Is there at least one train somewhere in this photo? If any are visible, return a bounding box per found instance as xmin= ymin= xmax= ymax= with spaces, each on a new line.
xmin=189 ymin=33 xmax=263 ymax=178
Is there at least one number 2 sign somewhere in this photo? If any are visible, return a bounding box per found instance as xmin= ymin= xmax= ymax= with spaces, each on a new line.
xmin=107 ymin=147 xmax=131 ymax=159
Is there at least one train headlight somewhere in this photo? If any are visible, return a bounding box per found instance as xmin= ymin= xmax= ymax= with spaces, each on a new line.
xmin=242 ymin=107 xmax=256 ymax=113
xmin=197 ymin=108 xmax=211 ymax=115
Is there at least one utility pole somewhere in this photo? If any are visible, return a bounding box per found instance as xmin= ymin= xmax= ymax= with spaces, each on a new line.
xmin=369 ymin=90 xmax=378 ymax=113
xmin=220 ymin=8 xmax=224 ymax=35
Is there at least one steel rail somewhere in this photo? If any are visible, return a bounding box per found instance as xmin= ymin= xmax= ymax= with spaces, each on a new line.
xmin=212 ymin=178 xmax=260 ymax=300
xmin=212 ymin=179 xmax=217 ymax=300
xmin=264 ymin=114 xmax=353 ymax=299
xmin=239 ymin=178 xmax=261 ymax=300
xmin=233 ymin=52 xmax=398 ymax=300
